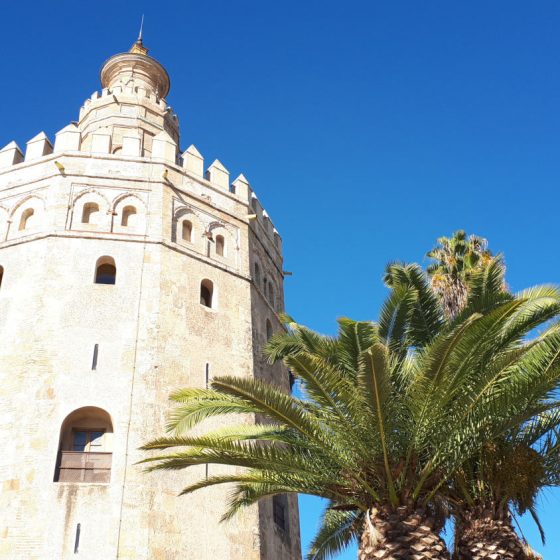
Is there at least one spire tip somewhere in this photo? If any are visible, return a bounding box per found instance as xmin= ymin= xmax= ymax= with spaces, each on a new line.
xmin=138 ymin=14 xmax=144 ymax=41
xmin=130 ymin=16 xmax=149 ymax=55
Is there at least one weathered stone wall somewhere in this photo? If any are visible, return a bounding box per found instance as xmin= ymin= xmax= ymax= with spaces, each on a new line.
xmin=0 ymin=123 xmax=300 ymax=558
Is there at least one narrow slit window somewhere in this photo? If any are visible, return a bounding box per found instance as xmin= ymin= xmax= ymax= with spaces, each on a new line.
xmin=266 ymin=319 xmax=273 ymax=341
xmin=254 ymin=262 xmax=261 ymax=286
xmin=74 ymin=523 xmax=81 ymax=554
xmin=0 ymin=266 xmax=3 ymax=289
xmin=92 ymin=344 xmax=99 ymax=370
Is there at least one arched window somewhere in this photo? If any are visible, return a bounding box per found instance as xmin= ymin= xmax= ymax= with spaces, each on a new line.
xmin=121 ymin=205 xmax=137 ymax=227
xmin=182 ymin=220 xmax=192 ymax=242
xmin=54 ymin=406 xmax=113 ymax=483
xmin=82 ymin=202 xmax=100 ymax=225
xmin=95 ymin=256 xmax=116 ymax=285
xmin=268 ymin=283 xmax=274 ymax=305
xmin=0 ymin=266 xmax=3 ymax=289
xmin=263 ymin=276 xmax=268 ymax=293
xmin=216 ymin=235 xmax=225 ymax=257
xmin=254 ymin=262 xmax=261 ymax=285
xmin=19 ymin=208 xmax=35 ymax=231
xmin=200 ymin=279 xmax=214 ymax=308
xmin=266 ymin=319 xmax=273 ymax=341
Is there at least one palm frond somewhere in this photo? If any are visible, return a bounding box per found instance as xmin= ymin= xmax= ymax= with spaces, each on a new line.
xmin=307 ymin=506 xmax=363 ymax=560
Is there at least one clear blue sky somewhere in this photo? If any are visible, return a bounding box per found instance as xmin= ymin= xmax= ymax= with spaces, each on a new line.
xmin=2 ymin=1 xmax=559 ymax=557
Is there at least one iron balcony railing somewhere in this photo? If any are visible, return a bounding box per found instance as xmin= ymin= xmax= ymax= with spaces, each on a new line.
xmin=55 ymin=451 xmax=112 ymax=483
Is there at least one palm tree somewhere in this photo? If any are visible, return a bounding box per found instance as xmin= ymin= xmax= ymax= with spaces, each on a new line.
xmin=452 ymin=425 xmax=558 ymax=560
xmin=387 ymin=259 xmax=560 ymax=559
xmin=426 ymin=230 xmax=494 ymax=319
xmin=141 ymin=267 xmax=560 ymax=560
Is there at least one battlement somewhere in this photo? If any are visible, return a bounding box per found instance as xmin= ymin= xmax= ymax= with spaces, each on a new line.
xmin=79 ymin=87 xmax=179 ymax=124
xmin=0 ymin=132 xmax=282 ymax=255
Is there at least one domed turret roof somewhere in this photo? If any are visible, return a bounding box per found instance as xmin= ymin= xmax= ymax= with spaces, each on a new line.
xmin=99 ymin=35 xmax=170 ymax=98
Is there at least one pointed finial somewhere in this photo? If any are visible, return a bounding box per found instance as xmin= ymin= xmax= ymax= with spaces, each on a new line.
xmin=138 ymin=14 xmax=144 ymax=41
xmin=130 ymin=15 xmax=149 ymax=55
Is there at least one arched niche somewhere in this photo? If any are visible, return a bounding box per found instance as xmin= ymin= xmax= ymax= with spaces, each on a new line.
xmin=7 ymin=196 xmax=45 ymax=240
xmin=173 ymin=206 xmax=203 ymax=249
xmin=112 ymin=194 xmax=146 ymax=234
xmin=71 ymin=190 xmax=110 ymax=231
xmin=207 ymin=223 xmax=234 ymax=261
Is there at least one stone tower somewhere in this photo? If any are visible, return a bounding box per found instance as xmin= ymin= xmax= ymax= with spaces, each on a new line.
xmin=0 ymin=36 xmax=300 ymax=560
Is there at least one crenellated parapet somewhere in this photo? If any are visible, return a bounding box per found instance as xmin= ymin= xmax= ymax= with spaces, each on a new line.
xmin=178 ymin=146 xmax=283 ymax=257
xmin=77 ymin=85 xmax=179 ymax=156
xmin=78 ymin=86 xmax=179 ymax=125
xmin=0 ymin=130 xmax=283 ymax=263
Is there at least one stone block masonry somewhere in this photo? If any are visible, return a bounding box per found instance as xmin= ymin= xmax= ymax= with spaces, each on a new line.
xmin=0 ymin=34 xmax=300 ymax=560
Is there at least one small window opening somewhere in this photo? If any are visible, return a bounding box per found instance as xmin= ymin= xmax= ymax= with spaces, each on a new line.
xmin=0 ymin=266 xmax=3 ymax=289
xmin=254 ymin=262 xmax=261 ymax=285
xmin=74 ymin=523 xmax=81 ymax=554
xmin=82 ymin=202 xmax=100 ymax=225
xmin=216 ymin=235 xmax=225 ymax=257
xmin=92 ymin=344 xmax=99 ymax=370
xmin=273 ymin=495 xmax=288 ymax=532
xmin=200 ymin=279 xmax=214 ymax=308
xmin=182 ymin=220 xmax=192 ymax=242
xmin=266 ymin=319 xmax=273 ymax=341
xmin=263 ymin=276 xmax=268 ymax=293
xmin=95 ymin=257 xmax=116 ymax=285
xmin=19 ymin=208 xmax=35 ymax=231
xmin=121 ymin=205 xmax=137 ymax=227
xmin=268 ymin=283 xmax=274 ymax=305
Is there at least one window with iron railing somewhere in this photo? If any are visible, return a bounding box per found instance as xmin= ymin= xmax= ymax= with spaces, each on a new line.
xmin=56 ymin=450 xmax=112 ymax=483
xmin=55 ymin=424 xmax=112 ymax=483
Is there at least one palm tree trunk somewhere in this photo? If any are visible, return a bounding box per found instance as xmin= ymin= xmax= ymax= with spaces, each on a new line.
xmin=359 ymin=506 xmax=450 ymax=559
xmin=455 ymin=506 xmax=540 ymax=560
